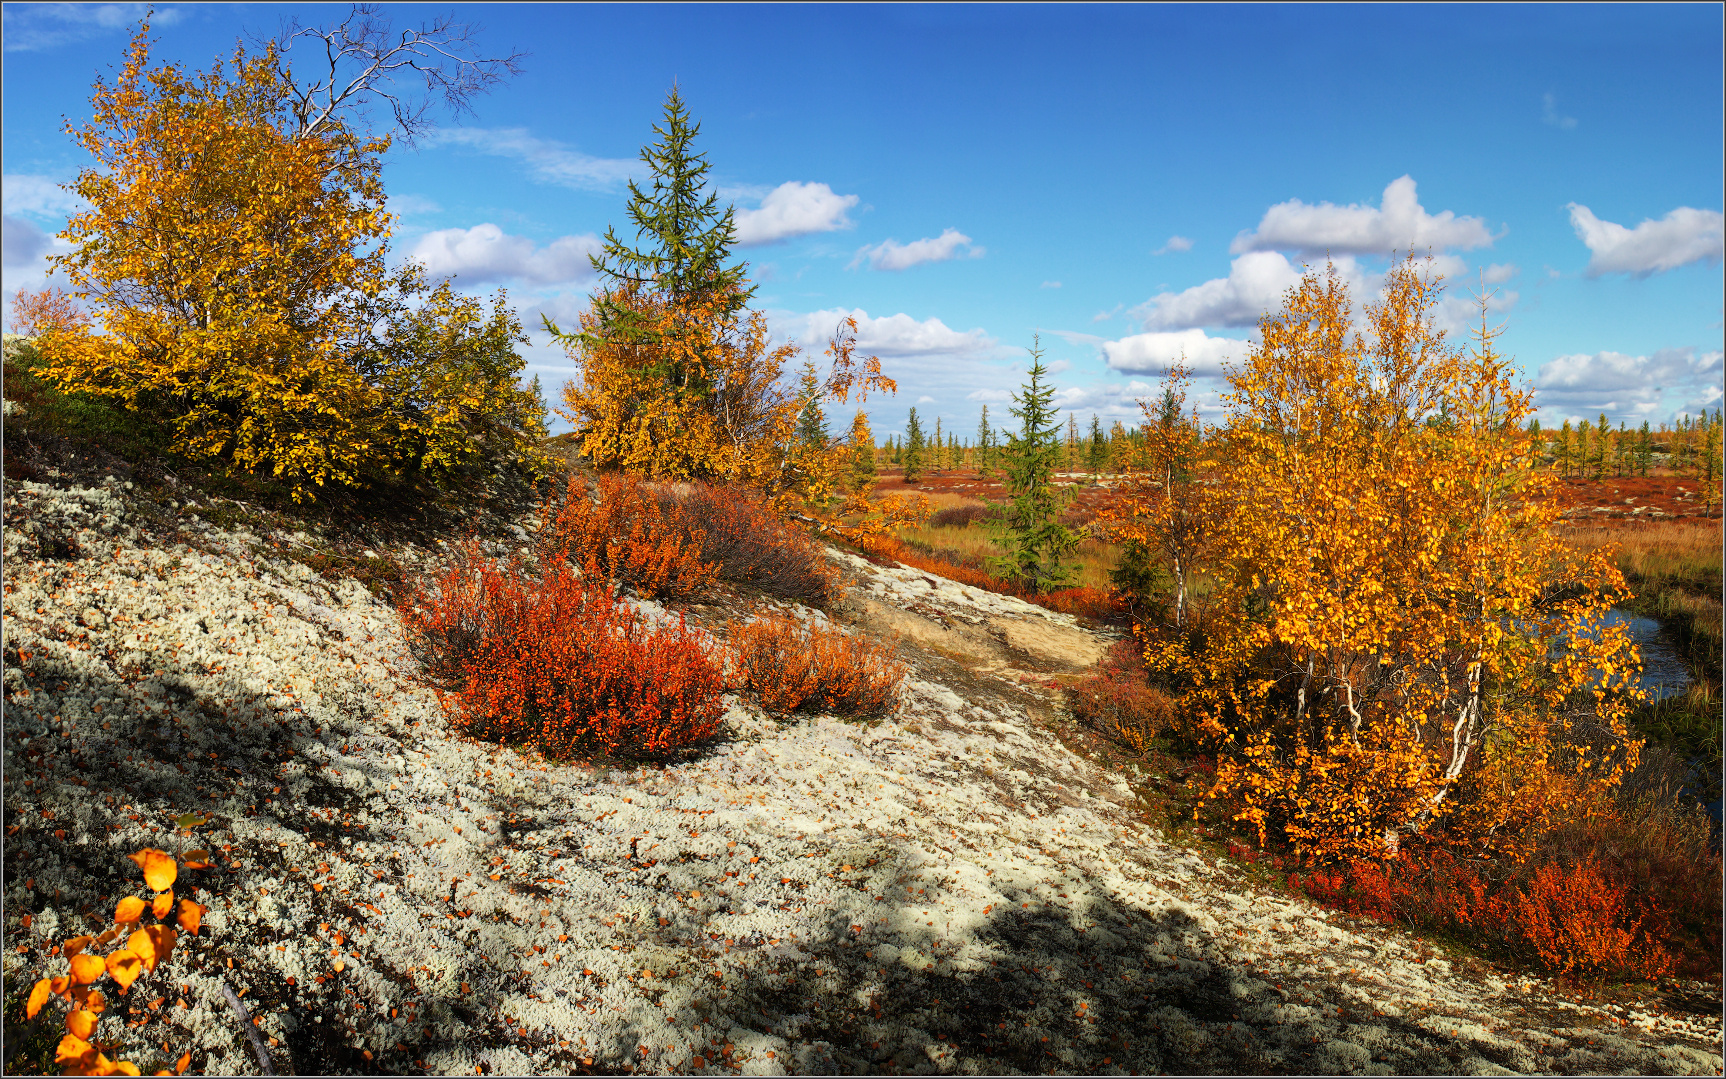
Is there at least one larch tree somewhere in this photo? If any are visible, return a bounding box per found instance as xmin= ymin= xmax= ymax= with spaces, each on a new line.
xmin=1144 ymin=258 xmax=1642 ymax=863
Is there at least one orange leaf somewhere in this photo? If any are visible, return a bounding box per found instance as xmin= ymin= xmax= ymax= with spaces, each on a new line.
xmin=64 ymin=935 xmax=95 ymax=958
xmin=98 ymin=1057 xmax=140 ymax=1077
xmin=95 ymin=928 xmax=120 ymax=945
xmin=82 ymin=988 xmax=107 ymax=1013
xmin=55 ymin=1033 xmax=95 ymax=1068
xmin=175 ymin=1050 xmax=191 ymax=1074
xmin=66 ymin=1009 xmax=98 ymax=1039
xmin=50 ymin=975 xmax=72 ymax=997
xmin=70 ymin=953 xmax=106 ymax=985
xmin=114 ymin=897 xmax=147 ymax=925
xmin=181 ymin=850 xmax=213 ymax=870
xmin=105 ymin=951 xmax=143 ymax=993
xmin=128 ymin=850 xmax=176 ymax=893
xmin=26 ymin=978 xmax=51 ymax=1019
xmin=177 ymin=899 xmax=205 ymax=937
xmin=151 ymin=890 xmax=173 ymax=921
xmin=126 ymin=926 xmax=176 ymax=972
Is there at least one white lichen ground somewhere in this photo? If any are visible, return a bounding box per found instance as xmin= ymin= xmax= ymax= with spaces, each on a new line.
xmin=3 ymin=478 xmax=1721 ymax=1076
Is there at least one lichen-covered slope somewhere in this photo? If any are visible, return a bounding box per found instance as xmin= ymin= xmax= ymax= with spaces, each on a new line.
xmin=4 ymin=478 xmax=1720 ymax=1075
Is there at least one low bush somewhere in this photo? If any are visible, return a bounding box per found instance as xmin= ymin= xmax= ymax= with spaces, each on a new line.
xmin=1066 ymin=637 xmax=1174 ymax=755
xmin=860 ymin=534 xmax=1125 ymax=622
xmin=926 ymin=501 xmax=1003 ymax=529
xmin=402 ymin=542 xmax=724 ymax=759
xmin=1288 ymin=785 xmax=1721 ymax=982
xmin=681 ymin=483 xmax=840 ymax=606
xmin=728 ymin=611 xmax=906 ymax=719
xmin=543 ymin=473 xmax=718 ymax=600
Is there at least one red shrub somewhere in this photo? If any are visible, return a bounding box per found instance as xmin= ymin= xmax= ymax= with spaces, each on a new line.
xmin=859 ymin=535 xmax=1124 ymax=621
xmin=727 ymin=611 xmax=906 ymax=718
xmin=682 ymin=484 xmax=840 ymax=606
xmin=402 ymin=542 xmax=724 ymax=759
xmin=1067 ymin=638 xmax=1174 ymax=755
xmin=544 ymin=473 xmax=718 ymax=599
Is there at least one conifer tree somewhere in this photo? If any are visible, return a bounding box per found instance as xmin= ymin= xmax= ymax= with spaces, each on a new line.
xmin=987 ymin=337 xmax=1078 ymax=591
xmin=794 ymin=359 xmax=828 ymax=449
xmin=848 ymin=410 xmax=877 ymax=493
xmin=1087 ymin=414 xmax=1105 ymax=475
xmin=976 ymin=405 xmax=993 ymax=472
xmin=1557 ymin=419 xmax=1574 ymax=477
xmin=903 ymin=408 xmax=926 ymax=482
xmin=932 ymin=415 xmax=943 ymax=474
xmin=569 ymin=86 xmax=751 ymax=395
xmin=1065 ymin=413 xmax=1079 ymax=471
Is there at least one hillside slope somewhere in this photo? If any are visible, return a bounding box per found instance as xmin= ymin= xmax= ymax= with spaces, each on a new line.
xmin=3 ymin=477 xmax=1721 ymax=1076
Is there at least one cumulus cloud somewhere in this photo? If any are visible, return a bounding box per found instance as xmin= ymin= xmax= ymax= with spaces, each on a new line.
xmin=1101 ymin=329 xmax=1253 ymax=379
xmin=1231 ymin=176 xmax=1497 ymax=257
xmin=422 ymin=128 xmax=636 ymax=192
xmin=1542 ymin=92 xmax=1578 ymax=130
xmin=732 ymin=182 xmax=858 ymax=246
xmin=2 ymin=4 xmax=181 ymax=52
xmin=1135 ymin=251 xmax=1305 ymax=330
xmin=3 ymin=174 xmax=86 ymax=218
xmin=1153 ymin=236 xmax=1193 ymax=255
xmin=780 ymin=307 xmax=995 ymax=356
xmin=850 ymin=228 xmax=983 ymax=272
xmin=1566 ymin=204 xmax=1724 ymax=277
xmin=1481 ymin=263 xmax=1518 ymax=285
xmin=408 ymin=224 xmax=602 ymax=287
xmin=1535 ymin=346 xmax=1724 ymax=425
xmin=2 ymin=215 xmax=52 ymax=267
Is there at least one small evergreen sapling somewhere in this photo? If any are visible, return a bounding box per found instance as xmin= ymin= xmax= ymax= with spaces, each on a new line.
xmin=987 ymin=336 xmax=1079 ymax=591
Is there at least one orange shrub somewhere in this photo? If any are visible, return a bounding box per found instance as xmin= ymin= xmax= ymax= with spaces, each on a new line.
xmin=403 ymin=542 xmax=724 ymax=758
xmin=1290 ymin=840 xmax=1682 ymax=981
xmin=683 ymin=483 xmax=841 ymax=606
xmin=1067 ymin=637 xmax=1175 ymax=755
xmin=728 ymin=611 xmax=905 ymax=718
xmin=544 ymin=472 xmax=718 ymax=599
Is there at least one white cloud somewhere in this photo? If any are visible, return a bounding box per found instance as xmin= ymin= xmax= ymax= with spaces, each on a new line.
xmin=1135 ymin=251 xmax=1306 ymax=330
xmin=408 ymin=223 xmax=602 ymax=287
xmin=916 ymin=396 xmax=936 ymax=404
xmin=779 ymin=307 xmax=995 ymax=356
xmin=2 ymin=215 xmax=52 ymax=267
xmin=850 ymin=228 xmax=983 ymax=272
xmin=1153 ymin=236 xmax=1193 ymax=255
xmin=1091 ymin=304 xmax=1123 ymax=323
xmin=1231 ymin=176 xmax=1497 ymax=257
xmin=2 ymin=4 xmax=181 ymax=52
xmin=1535 ymin=346 xmax=1724 ymax=425
xmin=1045 ymin=359 xmax=1073 ymax=374
xmin=1101 ymin=328 xmax=1253 ymax=379
xmin=1040 ymin=280 xmax=1061 ymax=289
xmin=732 ymin=182 xmax=858 ymax=246
xmin=422 ymin=128 xmax=636 ymax=192
xmin=1542 ymin=92 xmax=1578 ymax=130
xmin=1481 ymin=262 xmax=1518 ymax=285
xmin=1566 ymin=203 xmax=1724 ymax=277
xmin=2 ymin=174 xmax=85 ymax=218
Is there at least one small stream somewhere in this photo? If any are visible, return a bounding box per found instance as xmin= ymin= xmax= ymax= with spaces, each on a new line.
xmin=1601 ymin=608 xmax=1719 ymax=827
xmin=1602 ymin=608 xmax=1694 ymax=700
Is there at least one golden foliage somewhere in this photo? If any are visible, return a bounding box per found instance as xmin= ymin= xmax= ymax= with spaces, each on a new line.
xmin=1132 ymin=258 xmax=1642 ymax=862
xmin=35 ymin=25 xmax=545 ymax=500
xmin=726 ymin=611 xmax=907 ymax=718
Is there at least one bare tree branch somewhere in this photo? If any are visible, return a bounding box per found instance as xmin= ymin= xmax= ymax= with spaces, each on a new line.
xmin=260 ymin=4 xmax=526 ymax=146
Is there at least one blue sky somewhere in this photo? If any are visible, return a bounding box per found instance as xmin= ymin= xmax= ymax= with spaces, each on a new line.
xmin=4 ymin=3 xmax=1721 ymax=440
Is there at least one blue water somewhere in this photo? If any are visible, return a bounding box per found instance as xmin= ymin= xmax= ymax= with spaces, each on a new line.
xmin=1600 ymin=608 xmax=1694 ymax=701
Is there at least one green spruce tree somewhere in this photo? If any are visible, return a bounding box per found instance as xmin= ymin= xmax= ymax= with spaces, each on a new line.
xmin=794 ymin=359 xmax=828 ymax=449
xmin=903 ymin=407 xmax=926 ymax=483
xmin=976 ymin=405 xmax=993 ymax=473
xmin=987 ymin=336 xmax=1078 ymax=591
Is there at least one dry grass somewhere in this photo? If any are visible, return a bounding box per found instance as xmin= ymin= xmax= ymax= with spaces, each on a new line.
xmin=1559 ymin=519 xmax=1723 ymax=684
xmin=894 ymin=521 xmax=1124 ymax=592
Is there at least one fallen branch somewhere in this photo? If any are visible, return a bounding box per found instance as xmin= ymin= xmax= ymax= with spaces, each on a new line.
xmin=222 ymin=980 xmax=277 ymax=1076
